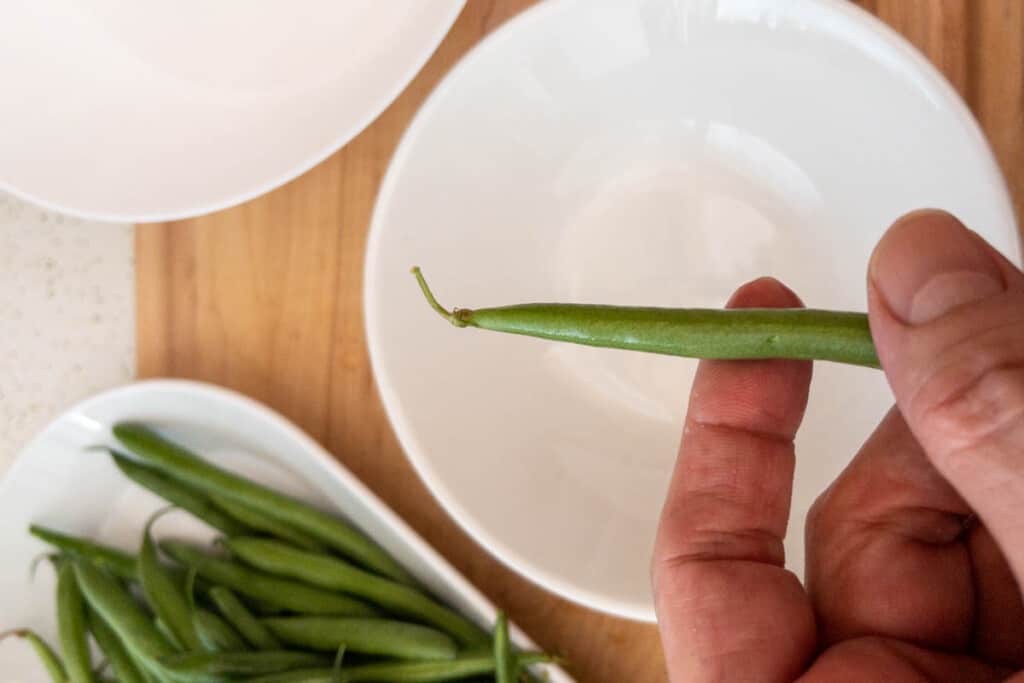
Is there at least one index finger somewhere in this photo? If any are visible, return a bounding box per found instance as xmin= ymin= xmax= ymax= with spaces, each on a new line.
xmin=652 ymin=277 xmax=815 ymax=682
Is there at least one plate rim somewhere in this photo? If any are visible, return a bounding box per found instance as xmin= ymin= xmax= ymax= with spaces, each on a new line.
xmin=364 ymin=0 xmax=1020 ymax=623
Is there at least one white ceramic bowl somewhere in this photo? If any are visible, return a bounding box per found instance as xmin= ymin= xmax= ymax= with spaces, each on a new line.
xmin=0 ymin=1 xmax=463 ymax=221
xmin=0 ymin=380 xmax=571 ymax=682
xmin=365 ymin=0 xmax=1020 ymax=621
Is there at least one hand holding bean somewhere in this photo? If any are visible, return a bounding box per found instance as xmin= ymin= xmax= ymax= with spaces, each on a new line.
xmin=652 ymin=210 xmax=1024 ymax=682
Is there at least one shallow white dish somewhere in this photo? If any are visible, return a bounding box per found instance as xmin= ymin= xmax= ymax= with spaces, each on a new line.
xmin=0 ymin=380 xmax=570 ymax=682
xmin=0 ymin=0 xmax=463 ymax=221
xmin=365 ymin=0 xmax=1020 ymax=621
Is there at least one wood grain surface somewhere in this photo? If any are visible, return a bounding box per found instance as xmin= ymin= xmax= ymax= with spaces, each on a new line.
xmin=137 ymin=2 xmax=1024 ymax=681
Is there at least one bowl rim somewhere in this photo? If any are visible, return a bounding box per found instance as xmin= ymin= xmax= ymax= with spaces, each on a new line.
xmin=364 ymin=0 xmax=1020 ymax=622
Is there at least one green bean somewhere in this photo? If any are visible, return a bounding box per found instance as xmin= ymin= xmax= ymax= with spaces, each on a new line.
xmin=209 ymin=495 xmax=325 ymax=552
xmin=244 ymin=652 xmax=554 ymax=683
xmin=412 ymin=268 xmax=881 ymax=368
xmin=56 ymin=559 xmax=94 ymax=683
xmin=0 ymin=629 xmax=68 ymax=682
xmin=157 ymin=651 xmax=328 ymax=683
xmin=113 ymin=423 xmax=414 ymax=585
xmin=30 ymin=526 xmax=207 ymax=595
xmin=160 ymin=541 xmax=378 ymax=617
xmin=261 ymin=617 xmax=457 ymax=661
xmin=139 ymin=511 xmax=201 ymax=652
xmin=331 ymin=645 xmax=346 ymax=683
xmin=111 ymin=451 xmax=251 ymax=537
xmin=71 ymin=559 xmax=176 ymax=668
xmin=194 ymin=608 xmax=249 ymax=653
xmin=154 ymin=618 xmax=183 ymax=651
xmin=31 ymin=526 xmax=136 ymax=581
xmin=181 ymin=566 xmax=247 ymax=653
xmin=223 ymin=538 xmax=485 ymax=646
xmin=208 ymin=586 xmax=282 ymax=650
xmin=88 ymin=609 xmax=147 ymax=683
xmin=492 ymin=612 xmax=514 ymax=683
xmin=130 ymin=646 xmax=176 ymax=683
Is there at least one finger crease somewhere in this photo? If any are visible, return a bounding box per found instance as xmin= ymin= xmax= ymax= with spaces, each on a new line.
xmin=689 ymin=418 xmax=795 ymax=449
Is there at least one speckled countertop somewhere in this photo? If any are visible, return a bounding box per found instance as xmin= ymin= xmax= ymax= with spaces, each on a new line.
xmin=0 ymin=193 xmax=134 ymax=473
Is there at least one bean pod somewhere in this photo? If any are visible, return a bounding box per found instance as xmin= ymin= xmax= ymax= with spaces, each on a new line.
xmin=0 ymin=629 xmax=68 ymax=682
xmin=413 ymin=268 xmax=881 ymax=368
xmin=56 ymin=559 xmax=94 ymax=683
xmin=208 ymin=586 xmax=282 ymax=650
xmin=160 ymin=541 xmax=378 ymax=617
xmin=113 ymin=423 xmax=413 ymax=584
xmin=224 ymin=537 xmax=484 ymax=646
xmin=261 ymin=617 xmax=456 ymax=661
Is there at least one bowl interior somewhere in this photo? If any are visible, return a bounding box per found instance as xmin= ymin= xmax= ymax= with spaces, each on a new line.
xmin=368 ymin=0 xmax=1019 ymax=620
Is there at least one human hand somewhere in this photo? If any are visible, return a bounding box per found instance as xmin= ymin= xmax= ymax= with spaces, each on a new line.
xmin=652 ymin=210 xmax=1024 ymax=682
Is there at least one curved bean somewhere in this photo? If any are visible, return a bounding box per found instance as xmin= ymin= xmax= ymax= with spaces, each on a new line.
xmin=88 ymin=609 xmax=147 ymax=683
xmin=112 ymin=451 xmax=250 ymax=537
xmin=56 ymin=559 xmax=94 ymax=683
xmin=31 ymin=526 xmax=136 ymax=581
xmin=413 ymin=268 xmax=881 ymax=368
xmin=157 ymin=651 xmax=327 ymax=683
xmin=113 ymin=424 xmax=413 ymax=584
xmin=209 ymin=496 xmax=324 ymax=552
xmin=208 ymin=586 xmax=282 ymax=650
xmin=139 ymin=510 xmax=201 ymax=652
xmin=160 ymin=541 xmax=377 ymax=617
xmin=223 ymin=537 xmax=484 ymax=646
xmin=261 ymin=617 xmax=456 ymax=661
xmin=0 ymin=629 xmax=68 ymax=682
xmin=492 ymin=612 xmax=513 ymax=683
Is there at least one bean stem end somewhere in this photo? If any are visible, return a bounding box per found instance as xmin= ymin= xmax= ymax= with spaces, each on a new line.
xmin=411 ymin=267 xmax=471 ymax=327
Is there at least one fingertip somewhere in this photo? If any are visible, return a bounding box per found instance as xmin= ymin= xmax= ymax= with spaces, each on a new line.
xmin=727 ymin=276 xmax=804 ymax=310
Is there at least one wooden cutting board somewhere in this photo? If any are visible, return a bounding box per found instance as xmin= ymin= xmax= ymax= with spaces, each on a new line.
xmin=137 ymin=2 xmax=1023 ymax=681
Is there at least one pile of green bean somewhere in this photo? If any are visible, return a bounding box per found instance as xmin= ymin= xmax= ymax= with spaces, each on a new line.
xmin=9 ymin=423 xmax=556 ymax=683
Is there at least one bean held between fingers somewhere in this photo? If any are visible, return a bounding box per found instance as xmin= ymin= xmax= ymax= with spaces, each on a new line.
xmin=223 ymin=537 xmax=486 ymax=646
xmin=88 ymin=610 xmax=147 ymax=683
xmin=113 ymin=423 xmax=414 ymax=585
xmin=412 ymin=267 xmax=881 ymax=368
xmin=112 ymin=451 xmax=251 ymax=537
xmin=261 ymin=617 xmax=457 ymax=661
xmin=31 ymin=526 xmax=137 ymax=581
xmin=207 ymin=586 xmax=281 ymax=650
xmin=139 ymin=510 xmax=202 ymax=652
xmin=160 ymin=540 xmax=379 ymax=617
xmin=56 ymin=559 xmax=94 ymax=683
xmin=0 ymin=629 xmax=68 ymax=682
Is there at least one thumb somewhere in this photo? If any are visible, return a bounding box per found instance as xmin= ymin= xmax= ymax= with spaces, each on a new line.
xmin=868 ymin=209 xmax=1024 ymax=579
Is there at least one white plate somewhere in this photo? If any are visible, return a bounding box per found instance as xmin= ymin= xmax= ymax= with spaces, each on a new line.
xmin=0 ymin=1 xmax=463 ymax=222
xmin=365 ymin=0 xmax=1020 ymax=621
xmin=0 ymin=380 xmax=571 ymax=682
